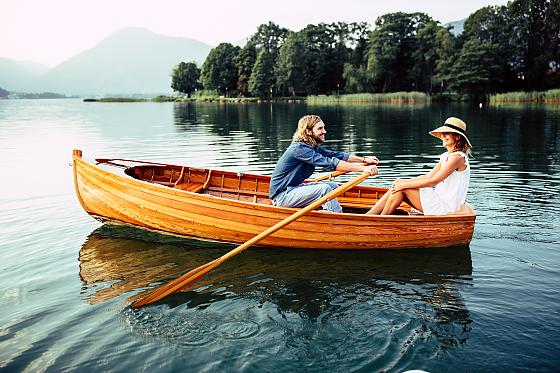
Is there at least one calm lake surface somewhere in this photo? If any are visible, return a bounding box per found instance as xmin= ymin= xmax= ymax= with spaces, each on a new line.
xmin=0 ymin=99 xmax=558 ymax=372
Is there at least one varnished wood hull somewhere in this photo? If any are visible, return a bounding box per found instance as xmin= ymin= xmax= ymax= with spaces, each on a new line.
xmin=72 ymin=150 xmax=476 ymax=249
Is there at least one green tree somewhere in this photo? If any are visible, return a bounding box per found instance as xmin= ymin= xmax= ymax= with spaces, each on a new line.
xmin=411 ymin=21 xmax=441 ymax=93
xmin=274 ymin=32 xmax=307 ymax=96
xmin=448 ymin=39 xmax=503 ymax=99
xmin=342 ymin=64 xmax=370 ymax=93
xmin=171 ymin=62 xmax=200 ymax=97
xmin=348 ymin=22 xmax=371 ymax=67
xmin=235 ymin=44 xmax=257 ymax=96
xmin=508 ymin=0 xmax=550 ymax=90
xmin=545 ymin=0 xmax=560 ymax=86
xmin=200 ymin=43 xmax=240 ymax=95
xmin=297 ymin=23 xmax=348 ymax=94
xmin=249 ymin=49 xmax=275 ymax=98
xmin=245 ymin=22 xmax=289 ymax=97
xmin=0 ymin=86 xmax=8 ymax=98
xmin=460 ymin=5 xmax=514 ymax=92
xmin=340 ymin=22 xmax=372 ymax=93
xmin=367 ymin=12 xmax=433 ymax=92
xmin=248 ymin=22 xmax=288 ymax=59
xmin=432 ymin=27 xmax=458 ymax=94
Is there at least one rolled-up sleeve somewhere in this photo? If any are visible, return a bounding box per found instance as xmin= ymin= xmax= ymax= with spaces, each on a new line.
xmin=293 ymin=144 xmax=347 ymax=171
xmin=317 ymin=146 xmax=350 ymax=161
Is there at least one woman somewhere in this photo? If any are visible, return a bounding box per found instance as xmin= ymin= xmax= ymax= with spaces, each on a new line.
xmin=366 ymin=117 xmax=472 ymax=215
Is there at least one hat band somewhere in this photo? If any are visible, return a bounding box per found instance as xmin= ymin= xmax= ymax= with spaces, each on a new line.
xmin=444 ymin=122 xmax=466 ymax=135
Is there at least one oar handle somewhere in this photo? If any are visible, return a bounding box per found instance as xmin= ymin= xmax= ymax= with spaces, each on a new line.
xmin=309 ymin=170 xmax=348 ymax=182
xmin=132 ymin=171 xmax=372 ymax=308
xmin=308 ymin=164 xmax=366 ymax=182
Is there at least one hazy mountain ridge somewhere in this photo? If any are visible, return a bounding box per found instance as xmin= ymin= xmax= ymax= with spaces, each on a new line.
xmin=0 ymin=58 xmax=49 ymax=92
xmin=0 ymin=27 xmax=212 ymax=95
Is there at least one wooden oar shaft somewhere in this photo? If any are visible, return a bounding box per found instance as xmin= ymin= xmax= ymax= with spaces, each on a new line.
xmin=132 ymin=171 xmax=372 ymax=309
xmin=309 ymin=170 xmax=348 ymax=182
xmin=308 ymin=164 xmax=365 ymax=182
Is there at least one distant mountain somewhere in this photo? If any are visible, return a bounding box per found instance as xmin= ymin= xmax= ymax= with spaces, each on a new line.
xmin=41 ymin=27 xmax=213 ymax=95
xmin=445 ymin=19 xmax=465 ymax=36
xmin=2 ymin=27 xmax=213 ymax=96
xmin=17 ymin=60 xmax=50 ymax=75
xmin=0 ymin=58 xmax=49 ymax=91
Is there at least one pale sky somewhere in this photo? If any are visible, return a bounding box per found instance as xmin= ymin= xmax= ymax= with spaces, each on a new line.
xmin=2 ymin=0 xmax=509 ymax=67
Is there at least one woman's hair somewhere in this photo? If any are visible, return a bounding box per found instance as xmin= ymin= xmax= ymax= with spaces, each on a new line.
xmin=452 ymin=134 xmax=472 ymax=156
xmin=292 ymin=115 xmax=322 ymax=147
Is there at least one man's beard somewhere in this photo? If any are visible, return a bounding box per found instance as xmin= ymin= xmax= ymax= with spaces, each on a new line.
xmin=312 ymin=134 xmax=324 ymax=145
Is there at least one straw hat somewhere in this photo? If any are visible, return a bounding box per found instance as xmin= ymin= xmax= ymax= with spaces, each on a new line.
xmin=429 ymin=117 xmax=472 ymax=147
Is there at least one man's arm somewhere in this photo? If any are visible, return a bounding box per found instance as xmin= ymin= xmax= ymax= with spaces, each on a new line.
xmin=336 ymin=160 xmax=378 ymax=176
xmin=295 ymin=144 xmax=378 ymax=175
xmin=347 ymin=154 xmax=379 ymax=165
xmin=317 ymin=146 xmax=379 ymax=165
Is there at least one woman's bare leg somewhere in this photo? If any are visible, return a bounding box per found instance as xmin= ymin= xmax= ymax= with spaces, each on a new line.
xmin=381 ymin=189 xmax=423 ymax=215
xmin=366 ymin=190 xmax=391 ymax=215
xmin=381 ymin=191 xmax=404 ymax=214
xmin=401 ymin=189 xmax=423 ymax=212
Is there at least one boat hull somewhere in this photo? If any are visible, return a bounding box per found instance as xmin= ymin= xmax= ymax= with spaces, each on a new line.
xmin=72 ymin=151 xmax=476 ymax=249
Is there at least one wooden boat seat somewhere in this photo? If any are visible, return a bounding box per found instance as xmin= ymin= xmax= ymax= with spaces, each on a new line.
xmin=175 ymin=182 xmax=205 ymax=193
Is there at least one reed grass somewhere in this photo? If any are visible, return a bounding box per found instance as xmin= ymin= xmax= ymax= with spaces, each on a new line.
xmin=307 ymin=92 xmax=430 ymax=104
xmin=489 ymin=89 xmax=560 ymax=104
xmin=84 ymin=97 xmax=148 ymax=102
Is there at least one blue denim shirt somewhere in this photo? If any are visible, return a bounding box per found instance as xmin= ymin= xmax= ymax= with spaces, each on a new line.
xmin=269 ymin=141 xmax=349 ymax=199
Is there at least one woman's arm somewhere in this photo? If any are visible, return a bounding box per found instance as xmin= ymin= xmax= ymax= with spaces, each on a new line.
xmin=392 ymin=154 xmax=465 ymax=192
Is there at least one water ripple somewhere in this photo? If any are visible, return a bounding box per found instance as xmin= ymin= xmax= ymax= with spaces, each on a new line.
xmin=122 ymin=304 xmax=261 ymax=347
xmin=215 ymin=320 xmax=260 ymax=340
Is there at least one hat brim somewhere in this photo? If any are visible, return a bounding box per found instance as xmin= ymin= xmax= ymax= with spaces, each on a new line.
xmin=429 ymin=125 xmax=472 ymax=147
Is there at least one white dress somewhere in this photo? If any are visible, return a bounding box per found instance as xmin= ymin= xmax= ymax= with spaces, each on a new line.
xmin=419 ymin=152 xmax=470 ymax=215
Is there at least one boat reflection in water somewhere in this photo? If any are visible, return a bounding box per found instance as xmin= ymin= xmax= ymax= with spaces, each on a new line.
xmin=79 ymin=225 xmax=473 ymax=349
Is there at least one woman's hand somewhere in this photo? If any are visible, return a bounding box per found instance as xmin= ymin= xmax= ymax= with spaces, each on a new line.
xmin=390 ymin=179 xmax=407 ymax=194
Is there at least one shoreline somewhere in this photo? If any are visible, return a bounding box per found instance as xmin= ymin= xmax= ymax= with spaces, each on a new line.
xmin=81 ymin=89 xmax=560 ymax=105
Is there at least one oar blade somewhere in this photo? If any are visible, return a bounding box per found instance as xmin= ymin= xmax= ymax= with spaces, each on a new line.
xmin=131 ymin=259 xmax=219 ymax=308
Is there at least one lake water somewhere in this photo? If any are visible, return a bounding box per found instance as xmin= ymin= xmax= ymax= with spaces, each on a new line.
xmin=0 ymin=99 xmax=558 ymax=372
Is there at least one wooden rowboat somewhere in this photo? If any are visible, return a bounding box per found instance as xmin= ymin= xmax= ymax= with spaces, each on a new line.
xmin=72 ymin=149 xmax=476 ymax=249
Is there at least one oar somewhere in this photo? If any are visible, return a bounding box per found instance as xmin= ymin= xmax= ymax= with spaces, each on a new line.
xmin=98 ymin=158 xmax=350 ymax=181
xmin=309 ymin=163 xmax=367 ymax=182
xmin=309 ymin=170 xmax=348 ymax=182
xmin=131 ymin=171 xmax=373 ymax=309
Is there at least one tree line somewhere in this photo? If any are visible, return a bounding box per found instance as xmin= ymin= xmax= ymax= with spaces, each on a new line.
xmin=171 ymin=0 xmax=560 ymax=100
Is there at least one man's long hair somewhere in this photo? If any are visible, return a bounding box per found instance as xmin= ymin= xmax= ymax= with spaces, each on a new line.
xmin=292 ymin=115 xmax=322 ymax=147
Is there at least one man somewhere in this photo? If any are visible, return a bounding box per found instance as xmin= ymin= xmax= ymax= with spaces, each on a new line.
xmin=269 ymin=115 xmax=379 ymax=213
